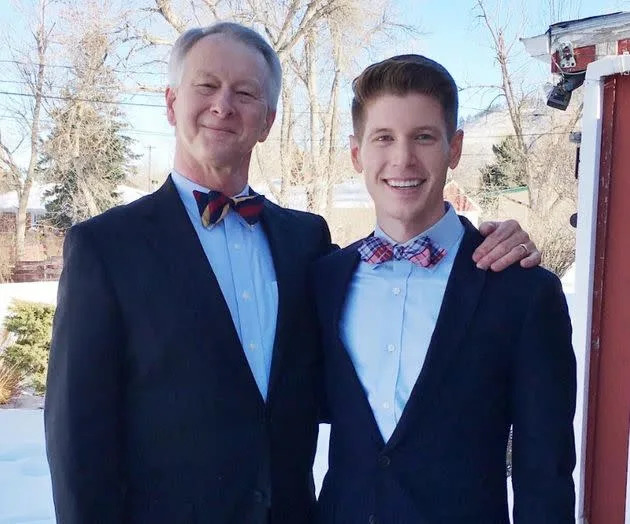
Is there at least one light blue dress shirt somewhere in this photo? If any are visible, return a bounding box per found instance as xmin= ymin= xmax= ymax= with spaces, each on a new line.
xmin=340 ymin=204 xmax=464 ymax=442
xmin=171 ymin=170 xmax=278 ymax=400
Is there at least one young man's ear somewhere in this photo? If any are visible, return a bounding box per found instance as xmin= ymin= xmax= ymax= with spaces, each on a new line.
xmin=349 ymin=135 xmax=363 ymax=173
xmin=448 ymin=129 xmax=464 ymax=170
xmin=165 ymin=87 xmax=177 ymax=126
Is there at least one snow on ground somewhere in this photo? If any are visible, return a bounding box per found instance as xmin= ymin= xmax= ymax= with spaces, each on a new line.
xmin=0 ymin=409 xmax=54 ymax=524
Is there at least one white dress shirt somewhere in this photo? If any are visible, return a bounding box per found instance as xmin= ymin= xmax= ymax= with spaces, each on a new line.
xmin=171 ymin=170 xmax=278 ymax=400
xmin=340 ymin=203 xmax=464 ymax=441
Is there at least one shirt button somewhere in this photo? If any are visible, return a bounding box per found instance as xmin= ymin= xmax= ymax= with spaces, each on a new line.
xmin=392 ymin=287 xmax=401 ymax=295
xmin=387 ymin=344 xmax=396 ymax=353
xmin=233 ymin=243 xmax=241 ymax=249
xmin=382 ymin=401 xmax=390 ymax=409
xmin=249 ymin=342 xmax=257 ymax=350
xmin=242 ymin=291 xmax=251 ymax=300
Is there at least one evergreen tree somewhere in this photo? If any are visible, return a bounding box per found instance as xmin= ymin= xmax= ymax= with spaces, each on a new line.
xmin=41 ymin=24 xmax=136 ymax=231
xmin=480 ymin=136 xmax=527 ymax=192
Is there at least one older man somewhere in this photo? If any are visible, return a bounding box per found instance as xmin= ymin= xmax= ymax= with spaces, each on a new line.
xmin=45 ymin=23 xmax=539 ymax=524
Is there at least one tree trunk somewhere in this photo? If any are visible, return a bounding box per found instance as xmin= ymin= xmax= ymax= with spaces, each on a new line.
xmin=279 ymin=77 xmax=294 ymax=206
xmin=323 ymin=23 xmax=342 ymax=216
xmin=15 ymin=0 xmax=48 ymax=261
xmin=305 ymin=29 xmax=321 ymax=213
xmin=15 ymin=183 xmax=32 ymax=260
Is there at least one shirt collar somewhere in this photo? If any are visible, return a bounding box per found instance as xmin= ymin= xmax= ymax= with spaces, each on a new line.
xmin=171 ymin=169 xmax=253 ymax=228
xmin=374 ymin=201 xmax=464 ymax=254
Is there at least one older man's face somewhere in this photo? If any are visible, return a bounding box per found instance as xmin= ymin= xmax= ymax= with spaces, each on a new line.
xmin=166 ymin=34 xmax=275 ymax=172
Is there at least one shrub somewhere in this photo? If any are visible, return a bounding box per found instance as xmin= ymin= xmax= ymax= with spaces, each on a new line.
xmin=2 ymin=300 xmax=55 ymax=394
xmin=0 ymin=360 xmax=22 ymax=405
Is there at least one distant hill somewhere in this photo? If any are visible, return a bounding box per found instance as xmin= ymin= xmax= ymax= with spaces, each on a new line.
xmin=451 ymin=95 xmax=582 ymax=191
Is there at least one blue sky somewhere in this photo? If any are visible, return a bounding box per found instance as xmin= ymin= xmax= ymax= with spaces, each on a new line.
xmin=391 ymin=0 xmax=627 ymax=116
xmin=0 ymin=0 xmax=627 ymax=174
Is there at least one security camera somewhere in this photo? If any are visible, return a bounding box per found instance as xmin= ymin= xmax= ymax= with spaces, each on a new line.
xmin=547 ymin=71 xmax=586 ymax=111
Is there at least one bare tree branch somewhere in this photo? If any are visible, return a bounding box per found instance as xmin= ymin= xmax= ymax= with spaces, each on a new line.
xmin=153 ymin=0 xmax=188 ymax=34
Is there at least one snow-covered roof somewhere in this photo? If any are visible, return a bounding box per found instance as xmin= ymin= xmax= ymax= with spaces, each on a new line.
xmin=254 ymin=179 xmax=373 ymax=209
xmin=0 ymin=183 xmax=149 ymax=214
xmin=521 ymin=11 xmax=630 ymax=64
xmin=0 ymin=183 xmax=56 ymax=214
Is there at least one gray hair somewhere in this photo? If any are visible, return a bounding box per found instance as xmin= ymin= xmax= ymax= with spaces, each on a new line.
xmin=168 ymin=22 xmax=282 ymax=111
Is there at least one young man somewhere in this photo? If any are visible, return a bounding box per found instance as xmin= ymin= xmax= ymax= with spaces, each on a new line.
xmin=313 ymin=55 xmax=576 ymax=523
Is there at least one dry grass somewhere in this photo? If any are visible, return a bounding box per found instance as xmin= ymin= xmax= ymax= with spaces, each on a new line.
xmin=0 ymin=232 xmax=15 ymax=283
xmin=0 ymin=360 xmax=22 ymax=405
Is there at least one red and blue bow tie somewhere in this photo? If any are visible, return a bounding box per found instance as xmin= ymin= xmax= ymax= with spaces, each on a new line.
xmin=193 ymin=189 xmax=265 ymax=228
xmin=358 ymin=235 xmax=446 ymax=268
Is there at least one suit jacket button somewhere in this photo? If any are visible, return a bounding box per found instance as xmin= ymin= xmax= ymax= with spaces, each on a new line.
xmin=253 ymin=489 xmax=265 ymax=504
xmin=368 ymin=515 xmax=378 ymax=524
xmin=378 ymin=454 xmax=391 ymax=468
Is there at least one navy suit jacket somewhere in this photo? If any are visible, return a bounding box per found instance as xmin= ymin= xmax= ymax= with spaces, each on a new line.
xmin=45 ymin=176 xmax=332 ymax=524
xmin=312 ymin=217 xmax=576 ymax=524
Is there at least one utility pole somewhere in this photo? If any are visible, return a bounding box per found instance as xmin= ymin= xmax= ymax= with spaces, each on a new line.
xmin=146 ymin=145 xmax=153 ymax=192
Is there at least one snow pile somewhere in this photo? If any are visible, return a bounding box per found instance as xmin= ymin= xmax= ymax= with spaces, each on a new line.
xmin=0 ymin=409 xmax=55 ymax=524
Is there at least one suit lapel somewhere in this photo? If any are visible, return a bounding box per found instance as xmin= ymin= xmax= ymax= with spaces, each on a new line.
xmin=260 ymin=201 xmax=300 ymax=404
xmin=385 ymin=219 xmax=487 ymax=450
xmin=332 ymin=242 xmax=388 ymax=449
xmin=140 ymin=176 xmax=263 ymax=404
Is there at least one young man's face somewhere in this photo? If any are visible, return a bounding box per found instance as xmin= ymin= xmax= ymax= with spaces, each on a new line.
xmin=350 ymin=93 xmax=463 ymax=236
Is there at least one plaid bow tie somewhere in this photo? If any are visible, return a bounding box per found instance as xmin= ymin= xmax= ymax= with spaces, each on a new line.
xmin=358 ymin=235 xmax=446 ymax=268
xmin=193 ymin=189 xmax=265 ymax=228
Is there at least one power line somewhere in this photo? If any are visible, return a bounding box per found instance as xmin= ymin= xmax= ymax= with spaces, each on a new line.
xmin=0 ymin=89 xmax=165 ymax=108
xmin=0 ymin=79 xmax=166 ymax=98
xmin=0 ymin=59 xmax=167 ymax=77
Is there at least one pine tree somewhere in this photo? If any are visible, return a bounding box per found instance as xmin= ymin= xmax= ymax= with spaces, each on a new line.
xmin=41 ymin=23 xmax=136 ymax=231
xmin=480 ymin=136 xmax=527 ymax=192
xmin=42 ymin=103 xmax=134 ymax=231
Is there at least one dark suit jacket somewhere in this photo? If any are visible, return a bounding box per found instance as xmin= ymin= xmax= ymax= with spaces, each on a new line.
xmin=45 ymin=176 xmax=332 ymax=524
xmin=312 ymin=217 xmax=576 ymax=524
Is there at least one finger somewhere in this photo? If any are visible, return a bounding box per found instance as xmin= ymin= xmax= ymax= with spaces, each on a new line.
xmin=472 ymin=220 xmax=519 ymax=263
xmin=477 ymin=220 xmax=499 ymax=237
xmin=519 ymin=248 xmax=541 ymax=269
xmin=475 ymin=230 xmax=529 ymax=269
xmin=488 ymin=239 xmax=535 ymax=272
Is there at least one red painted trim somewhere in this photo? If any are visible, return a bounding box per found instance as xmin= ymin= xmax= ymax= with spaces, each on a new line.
xmin=584 ymin=74 xmax=615 ymax=523
xmin=618 ymin=39 xmax=630 ymax=55
xmin=551 ymin=45 xmax=597 ymax=73
xmin=585 ymin=74 xmax=630 ymax=522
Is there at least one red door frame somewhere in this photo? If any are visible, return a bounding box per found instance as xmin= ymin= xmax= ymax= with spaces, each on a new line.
xmin=584 ymin=74 xmax=630 ymax=523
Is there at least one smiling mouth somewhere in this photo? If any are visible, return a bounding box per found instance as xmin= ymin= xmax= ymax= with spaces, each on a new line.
xmin=385 ymin=179 xmax=424 ymax=189
xmin=203 ymin=126 xmax=235 ymax=134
